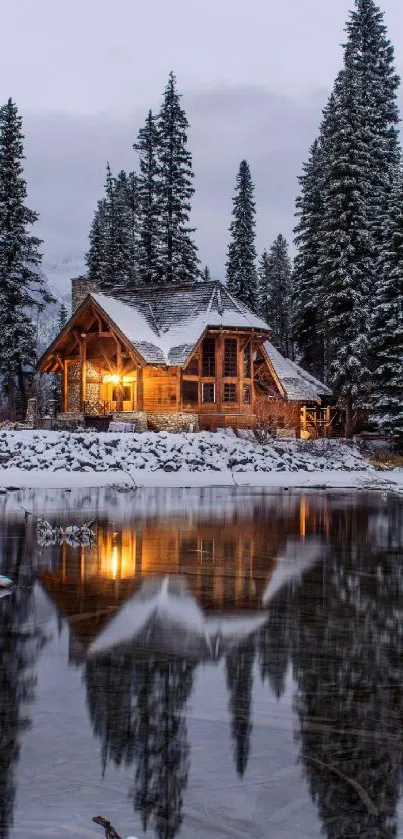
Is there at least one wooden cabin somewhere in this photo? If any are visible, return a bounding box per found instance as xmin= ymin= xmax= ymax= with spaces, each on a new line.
xmin=37 ymin=278 xmax=332 ymax=435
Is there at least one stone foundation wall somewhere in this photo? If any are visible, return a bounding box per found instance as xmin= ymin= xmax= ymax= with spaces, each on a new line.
xmin=112 ymin=411 xmax=148 ymax=432
xmin=147 ymin=412 xmax=199 ymax=432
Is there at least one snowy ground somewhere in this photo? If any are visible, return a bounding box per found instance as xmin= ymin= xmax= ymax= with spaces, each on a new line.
xmin=0 ymin=429 xmax=401 ymax=492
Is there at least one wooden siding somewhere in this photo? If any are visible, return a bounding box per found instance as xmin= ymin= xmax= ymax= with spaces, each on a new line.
xmin=143 ymin=367 xmax=178 ymax=412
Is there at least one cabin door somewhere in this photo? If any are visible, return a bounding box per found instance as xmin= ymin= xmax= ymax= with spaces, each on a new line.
xmin=110 ymin=383 xmax=135 ymax=411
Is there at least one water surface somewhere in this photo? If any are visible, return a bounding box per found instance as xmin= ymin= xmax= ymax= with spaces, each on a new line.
xmin=0 ymin=487 xmax=402 ymax=839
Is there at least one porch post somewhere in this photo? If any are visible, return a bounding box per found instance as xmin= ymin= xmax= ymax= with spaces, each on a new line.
xmin=136 ymin=367 xmax=144 ymax=410
xmin=116 ymin=341 xmax=123 ymax=412
xmin=80 ymin=337 xmax=87 ymax=411
xmin=62 ymin=360 xmax=68 ymax=412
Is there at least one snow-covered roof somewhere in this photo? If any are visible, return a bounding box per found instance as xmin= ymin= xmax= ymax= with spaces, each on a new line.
xmin=263 ymin=342 xmax=331 ymax=401
xmin=88 ymin=575 xmax=268 ymax=661
xmin=91 ymin=281 xmax=269 ymax=366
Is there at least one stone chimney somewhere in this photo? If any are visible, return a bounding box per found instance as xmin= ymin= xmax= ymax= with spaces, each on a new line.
xmin=71 ymin=276 xmax=100 ymax=312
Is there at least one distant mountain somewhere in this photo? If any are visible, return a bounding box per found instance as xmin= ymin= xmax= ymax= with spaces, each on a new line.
xmin=42 ymin=252 xmax=85 ymax=297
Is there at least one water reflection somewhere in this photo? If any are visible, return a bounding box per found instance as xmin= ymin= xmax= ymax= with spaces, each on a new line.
xmin=0 ymin=524 xmax=47 ymax=839
xmin=0 ymin=489 xmax=403 ymax=838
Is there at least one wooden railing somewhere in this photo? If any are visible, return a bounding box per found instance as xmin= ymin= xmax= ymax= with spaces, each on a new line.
xmin=83 ymin=400 xmax=113 ymax=416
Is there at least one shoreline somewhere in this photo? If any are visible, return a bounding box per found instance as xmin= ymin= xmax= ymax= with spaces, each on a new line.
xmin=0 ymin=466 xmax=401 ymax=493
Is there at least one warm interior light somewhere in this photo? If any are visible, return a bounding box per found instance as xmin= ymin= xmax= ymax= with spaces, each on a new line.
xmin=103 ymin=374 xmax=121 ymax=384
xmin=111 ymin=545 xmax=118 ymax=579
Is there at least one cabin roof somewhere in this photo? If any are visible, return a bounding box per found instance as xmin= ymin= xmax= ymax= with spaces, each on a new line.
xmin=263 ymin=342 xmax=331 ymax=401
xmin=91 ymin=281 xmax=269 ymax=365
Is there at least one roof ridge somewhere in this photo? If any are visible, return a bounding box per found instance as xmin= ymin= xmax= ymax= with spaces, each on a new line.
xmin=221 ymin=284 xmax=250 ymax=317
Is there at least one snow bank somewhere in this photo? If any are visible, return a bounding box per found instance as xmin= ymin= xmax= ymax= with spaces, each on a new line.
xmin=0 ymin=429 xmax=369 ymax=473
xmin=0 ymin=429 xmax=399 ymax=491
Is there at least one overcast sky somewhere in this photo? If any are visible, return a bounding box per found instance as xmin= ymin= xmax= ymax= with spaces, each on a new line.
xmin=1 ymin=0 xmax=402 ymax=292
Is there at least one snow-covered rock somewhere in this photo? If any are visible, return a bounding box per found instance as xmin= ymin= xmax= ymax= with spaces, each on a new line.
xmin=0 ymin=430 xmax=371 ymax=478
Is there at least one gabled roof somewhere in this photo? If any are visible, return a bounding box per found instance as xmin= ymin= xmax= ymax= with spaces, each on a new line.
xmin=263 ymin=342 xmax=331 ymax=401
xmin=91 ymin=281 xmax=269 ymax=365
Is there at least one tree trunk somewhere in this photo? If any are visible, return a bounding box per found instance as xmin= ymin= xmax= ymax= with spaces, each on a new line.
xmin=345 ymin=394 xmax=354 ymax=439
xmin=7 ymin=374 xmax=16 ymax=421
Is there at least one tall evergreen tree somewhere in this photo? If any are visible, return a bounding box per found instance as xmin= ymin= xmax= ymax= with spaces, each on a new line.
xmin=226 ymin=160 xmax=258 ymax=310
xmin=345 ymin=0 xmax=400 ymax=247
xmin=201 ymin=265 xmax=211 ymax=282
xmin=292 ymin=139 xmax=326 ymax=380
xmin=319 ymin=64 xmax=374 ymax=433
xmin=113 ymin=169 xmax=139 ymax=287
xmin=133 ymin=110 xmax=161 ymax=286
xmin=371 ymin=170 xmax=403 ymax=436
xmin=157 ymin=72 xmax=199 ymax=284
xmin=258 ymin=235 xmax=293 ymax=357
xmin=85 ymin=197 xmax=108 ymax=282
xmin=0 ymin=98 xmax=53 ymax=417
xmin=293 ymin=0 xmax=400 ymax=432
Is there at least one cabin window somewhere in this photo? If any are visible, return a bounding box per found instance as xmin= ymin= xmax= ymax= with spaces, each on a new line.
xmin=202 ymin=338 xmax=216 ymax=376
xmin=243 ymin=384 xmax=251 ymax=404
xmin=184 ymin=356 xmax=199 ymax=376
xmin=202 ymin=382 xmax=215 ymax=403
xmin=223 ymin=383 xmax=236 ymax=402
xmin=182 ymin=380 xmax=199 ymax=405
xmin=224 ymin=338 xmax=237 ymax=376
xmin=112 ymin=386 xmax=131 ymax=402
xmin=243 ymin=343 xmax=251 ymax=378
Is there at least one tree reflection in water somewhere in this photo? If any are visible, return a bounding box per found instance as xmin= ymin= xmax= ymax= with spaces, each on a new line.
xmin=0 ymin=527 xmax=46 ymax=839
xmin=18 ymin=488 xmax=403 ymax=838
xmin=269 ymin=501 xmax=403 ymax=839
xmin=86 ymin=653 xmax=194 ymax=839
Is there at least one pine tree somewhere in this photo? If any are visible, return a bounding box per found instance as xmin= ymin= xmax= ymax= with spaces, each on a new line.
xmin=85 ymin=197 xmax=108 ymax=283
xmin=133 ymin=110 xmax=161 ymax=286
xmin=57 ymin=302 xmax=69 ymax=331
xmin=318 ymin=63 xmax=374 ymax=434
xmin=113 ymin=169 xmax=139 ymax=287
xmin=258 ymin=235 xmax=292 ymax=357
xmin=201 ymin=265 xmax=211 ymax=282
xmin=226 ymin=160 xmax=258 ymax=310
xmin=157 ymin=72 xmax=199 ymax=284
xmin=292 ymin=139 xmax=326 ymax=379
xmin=293 ymin=0 xmax=400 ymax=431
xmin=371 ymin=170 xmax=403 ymax=436
xmin=345 ymin=0 xmax=400 ymax=247
xmin=0 ymin=98 xmax=53 ymax=418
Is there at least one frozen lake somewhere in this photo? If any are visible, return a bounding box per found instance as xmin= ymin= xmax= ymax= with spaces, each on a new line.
xmin=0 ymin=486 xmax=403 ymax=839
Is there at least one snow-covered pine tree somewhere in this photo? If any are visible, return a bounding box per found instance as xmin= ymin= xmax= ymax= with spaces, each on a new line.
xmin=258 ymin=235 xmax=293 ymax=357
xmin=201 ymin=265 xmax=211 ymax=282
xmin=157 ymin=72 xmax=199 ymax=284
xmin=113 ymin=169 xmax=139 ymax=288
xmin=96 ymin=164 xmax=119 ymax=292
xmin=85 ymin=198 xmax=108 ymax=283
xmin=345 ymin=0 xmax=400 ymax=249
xmin=292 ymin=139 xmax=327 ymax=380
xmin=226 ymin=160 xmax=258 ymax=310
xmin=0 ymin=98 xmax=53 ymax=418
xmin=52 ymin=302 xmax=69 ymax=406
xmin=319 ymin=61 xmax=373 ymax=436
xmin=133 ymin=110 xmax=161 ymax=286
xmin=57 ymin=302 xmax=68 ymax=331
xmin=371 ymin=169 xmax=403 ymax=437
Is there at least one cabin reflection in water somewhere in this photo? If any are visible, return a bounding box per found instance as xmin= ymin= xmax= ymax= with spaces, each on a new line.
xmin=38 ymin=493 xmax=325 ymax=663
